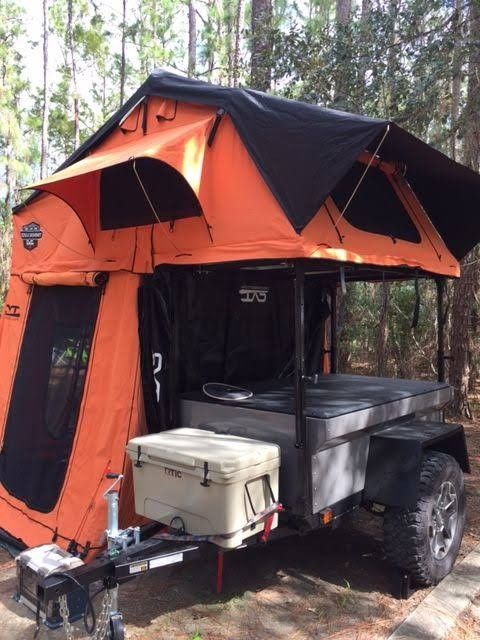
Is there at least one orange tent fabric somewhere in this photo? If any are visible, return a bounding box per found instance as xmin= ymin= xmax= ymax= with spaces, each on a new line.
xmin=25 ymin=117 xmax=213 ymax=244
xmin=0 ymin=272 xmax=145 ymax=554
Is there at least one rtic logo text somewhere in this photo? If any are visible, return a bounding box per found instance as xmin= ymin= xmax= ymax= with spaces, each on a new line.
xmin=4 ymin=304 xmax=20 ymax=319
xmin=239 ymin=287 xmax=269 ymax=303
xmin=164 ymin=467 xmax=182 ymax=479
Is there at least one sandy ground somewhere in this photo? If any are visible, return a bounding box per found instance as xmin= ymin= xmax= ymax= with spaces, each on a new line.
xmin=0 ymin=419 xmax=478 ymax=640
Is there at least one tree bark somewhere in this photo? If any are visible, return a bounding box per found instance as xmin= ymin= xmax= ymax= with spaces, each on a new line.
xmin=450 ymin=250 xmax=480 ymax=417
xmin=232 ymin=0 xmax=243 ymax=87
xmin=449 ymin=0 xmax=480 ymax=416
xmin=333 ymin=0 xmax=352 ymax=107
xmin=250 ymin=0 xmax=272 ymax=91
xmin=335 ymin=0 xmax=351 ymax=25
xmin=356 ymin=0 xmax=372 ymax=108
xmin=385 ymin=0 xmax=399 ymax=118
xmin=337 ymin=285 xmax=352 ymax=372
xmin=450 ymin=0 xmax=463 ymax=160
xmin=40 ymin=0 xmax=49 ymax=178
xmin=67 ymin=0 xmax=80 ymax=149
xmin=187 ymin=0 xmax=196 ymax=77
xmin=119 ymin=0 xmax=127 ymax=105
xmin=376 ymin=281 xmax=389 ymax=377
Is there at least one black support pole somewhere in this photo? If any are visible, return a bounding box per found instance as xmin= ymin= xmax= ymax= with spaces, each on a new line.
xmin=294 ymin=261 xmax=311 ymax=513
xmin=330 ymin=284 xmax=337 ymax=374
xmin=294 ymin=261 xmax=306 ymax=449
xmin=436 ymin=277 xmax=446 ymax=383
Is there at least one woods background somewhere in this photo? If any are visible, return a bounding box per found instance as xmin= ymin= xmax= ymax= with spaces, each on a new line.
xmin=0 ymin=0 xmax=479 ymax=415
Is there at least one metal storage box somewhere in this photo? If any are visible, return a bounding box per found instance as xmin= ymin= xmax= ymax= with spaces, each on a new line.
xmin=127 ymin=428 xmax=280 ymax=549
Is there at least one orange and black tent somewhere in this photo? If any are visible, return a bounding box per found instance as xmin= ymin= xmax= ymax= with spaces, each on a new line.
xmin=0 ymin=70 xmax=479 ymax=556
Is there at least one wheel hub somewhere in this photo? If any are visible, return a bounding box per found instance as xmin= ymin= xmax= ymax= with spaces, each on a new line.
xmin=429 ymin=480 xmax=458 ymax=560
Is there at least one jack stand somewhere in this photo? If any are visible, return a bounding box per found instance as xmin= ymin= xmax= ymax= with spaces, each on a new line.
xmin=104 ymin=578 xmax=124 ymax=640
xmin=392 ymin=569 xmax=415 ymax=600
xmin=104 ymin=473 xmax=140 ymax=558
xmin=216 ymin=550 xmax=224 ymax=595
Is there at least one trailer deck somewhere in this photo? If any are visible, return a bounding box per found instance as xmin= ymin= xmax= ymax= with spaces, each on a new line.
xmin=182 ymin=374 xmax=451 ymax=421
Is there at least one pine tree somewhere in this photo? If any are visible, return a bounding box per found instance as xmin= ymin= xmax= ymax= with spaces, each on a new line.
xmin=250 ymin=0 xmax=272 ymax=90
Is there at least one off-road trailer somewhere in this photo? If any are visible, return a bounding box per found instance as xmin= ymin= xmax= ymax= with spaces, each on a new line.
xmin=16 ymin=260 xmax=469 ymax=640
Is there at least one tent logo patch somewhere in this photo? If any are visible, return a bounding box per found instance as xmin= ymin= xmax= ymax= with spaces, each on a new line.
xmin=4 ymin=304 xmax=20 ymax=319
xmin=239 ymin=286 xmax=269 ymax=303
xmin=20 ymin=222 xmax=43 ymax=251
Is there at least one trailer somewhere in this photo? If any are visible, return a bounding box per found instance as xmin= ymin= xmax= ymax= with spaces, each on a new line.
xmin=13 ymin=261 xmax=470 ymax=639
xmin=2 ymin=71 xmax=480 ymax=638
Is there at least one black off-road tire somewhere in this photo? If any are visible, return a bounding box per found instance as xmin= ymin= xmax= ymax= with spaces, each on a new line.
xmin=383 ymin=451 xmax=466 ymax=586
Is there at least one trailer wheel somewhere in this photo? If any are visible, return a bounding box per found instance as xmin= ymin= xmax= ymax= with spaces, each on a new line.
xmin=383 ymin=451 xmax=465 ymax=586
xmin=109 ymin=612 xmax=125 ymax=640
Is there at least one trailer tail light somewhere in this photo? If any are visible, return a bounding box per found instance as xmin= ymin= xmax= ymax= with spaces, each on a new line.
xmin=320 ymin=509 xmax=333 ymax=525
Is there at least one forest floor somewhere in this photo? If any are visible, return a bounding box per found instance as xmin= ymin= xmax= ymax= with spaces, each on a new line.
xmin=0 ymin=417 xmax=478 ymax=640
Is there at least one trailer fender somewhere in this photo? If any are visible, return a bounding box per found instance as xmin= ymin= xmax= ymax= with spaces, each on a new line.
xmin=363 ymin=421 xmax=469 ymax=509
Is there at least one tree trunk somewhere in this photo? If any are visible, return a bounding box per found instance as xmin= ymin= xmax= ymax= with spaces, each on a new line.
xmin=250 ymin=0 xmax=272 ymax=91
xmin=450 ymin=250 xmax=480 ymax=417
xmin=333 ymin=0 xmax=351 ymax=107
xmin=449 ymin=0 xmax=480 ymax=416
xmin=67 ymin=0 xmax=80 ymax=149
xmin=385 ymin=0 xmax=399 ymax=118
xmin=376 ymin=281 xmax=389 ymax=377
xmin=187 ymin=0 xmax=196 ymax=77
xmin=356 ymin=0 xmax=371 ymax=108
xmin=119 ymin=0 xmax=127 ymax=105
xmin=337 ymin=285 xmax=352 ymax=372
xmin=450 ymin=0 xmax=462 ymax=160
xmin=40 ymin=0 xmax=49 ymax=178
xmin=232 ymin=0 xmax=243 ymax=87
xmin=1 ymin=141 xmax=15 ymax=302
xmin=335 ymin=0 xmax=350 ymax=24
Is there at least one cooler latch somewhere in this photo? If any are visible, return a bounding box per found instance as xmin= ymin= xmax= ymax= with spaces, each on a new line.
xmin=134 ymin=445 xmax=143 ymax=468
xmin=200 ymin=461 xmax=211 ymax=487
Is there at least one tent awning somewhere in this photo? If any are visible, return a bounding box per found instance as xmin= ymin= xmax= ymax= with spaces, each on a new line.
xmin=25 ymin=117 xmax=213 ymax=243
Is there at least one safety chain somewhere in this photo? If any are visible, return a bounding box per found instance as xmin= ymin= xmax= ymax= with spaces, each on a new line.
xmin=59 ymin=595 xmax=75 ymax=640
xmin=92 ymin=588 xmax=113 ymax=640
xmin=58 ymin=588 xmax=113 ymax=640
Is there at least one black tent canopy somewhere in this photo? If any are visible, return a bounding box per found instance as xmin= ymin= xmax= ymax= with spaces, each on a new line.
xmin=17 ymin=70 xmax=480 ymax=261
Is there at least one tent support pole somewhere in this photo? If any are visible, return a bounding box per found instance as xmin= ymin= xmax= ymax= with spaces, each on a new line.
xmin=330 ymin=284 xmax=337 ymax=374
xmin=436 ymin=277 xmax=446 ymax=383
xmin=169 ymin=269 xmax=180 ymax=428
xmin=294 ymin=261 xmax=310 ymax=512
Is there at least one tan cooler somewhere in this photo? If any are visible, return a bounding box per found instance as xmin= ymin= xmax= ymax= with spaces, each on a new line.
xmin=126 ymin=428 xmax=280 ymax=549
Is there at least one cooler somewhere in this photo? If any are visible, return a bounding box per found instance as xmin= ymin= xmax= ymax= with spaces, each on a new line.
xmin=126 ymin=428 xmax=281 ymax=549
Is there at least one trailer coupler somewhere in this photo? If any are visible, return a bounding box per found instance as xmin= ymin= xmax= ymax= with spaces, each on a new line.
xmin=18 ymin=536 xmax=200 ymax=639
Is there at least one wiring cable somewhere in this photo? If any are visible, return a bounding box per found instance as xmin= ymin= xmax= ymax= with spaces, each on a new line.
xmin=47 ymin=572 xmax=96 ymax=635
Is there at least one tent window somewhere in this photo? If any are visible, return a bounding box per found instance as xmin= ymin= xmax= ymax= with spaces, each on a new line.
xmin=331 ymin=162 xmax=421 ymax=243
xmin=100 ymin=157 xmax=203 ymax=230
xmin=0 ymin=286 xmax=100 ymax=513
xmin=45 ymin=325 xmax=93 ymax=440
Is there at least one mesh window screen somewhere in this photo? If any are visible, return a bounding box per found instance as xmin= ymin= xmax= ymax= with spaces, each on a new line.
xmin=0 ymin=285 xmax=100 ymax=513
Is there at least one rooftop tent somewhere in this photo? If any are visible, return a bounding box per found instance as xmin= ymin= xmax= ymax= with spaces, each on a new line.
xmin=20 ymin=70 xmax=480 ymax=262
